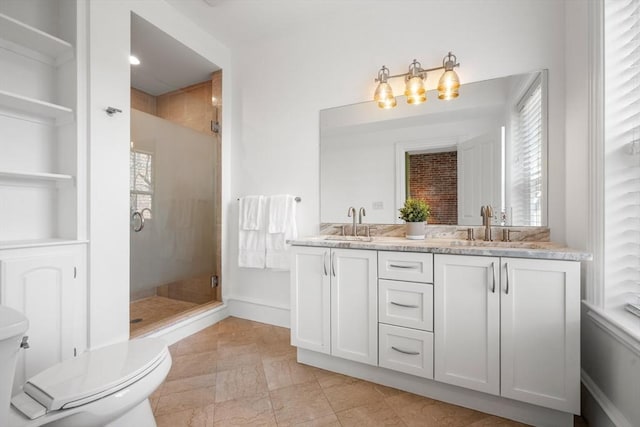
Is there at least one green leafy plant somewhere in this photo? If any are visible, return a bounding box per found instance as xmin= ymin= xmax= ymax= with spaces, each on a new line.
xmin=398 ymin=198 xmax=431 ymax=222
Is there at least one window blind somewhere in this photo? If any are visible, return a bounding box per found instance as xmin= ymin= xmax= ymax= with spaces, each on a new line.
xmin=604 ymin=0 xmax=640 ymax=309
xmin=511 ymin=78 xmax=543 ymax=226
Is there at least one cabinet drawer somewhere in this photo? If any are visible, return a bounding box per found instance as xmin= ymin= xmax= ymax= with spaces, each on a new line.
xmin=379 ymin=279 xmax=433 ymax=331
xmin=379 ymin=324 xmax=433 ymax=379
xmin=378 ymin=251 xmax=433 ymax=283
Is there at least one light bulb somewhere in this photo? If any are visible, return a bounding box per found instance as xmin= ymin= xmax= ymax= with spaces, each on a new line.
xmin=438 ymin=69 xmax=460 ymax=100
xmin=405 ymin=76 xmax=426 ymax=105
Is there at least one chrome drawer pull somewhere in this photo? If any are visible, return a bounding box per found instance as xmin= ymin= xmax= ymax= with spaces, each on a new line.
xmin=389 ymin=264 xmax=417 ymax=269
xmin=390 ymin=301 xmax=420 ymax=308
xmin=391 ymin=346 xmax=420 ymax=356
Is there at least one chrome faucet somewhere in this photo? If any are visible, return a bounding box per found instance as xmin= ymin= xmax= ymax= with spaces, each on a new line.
xmin=347 ymin=207 xmax=357 ymax=236
xmin=480 ymin=205 xmax=494 ymax=241
xmin=358 ymin=207 xmax=366 ymax=224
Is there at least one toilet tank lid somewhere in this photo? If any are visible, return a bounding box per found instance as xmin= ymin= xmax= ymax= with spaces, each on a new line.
xmin=0 ymin=306 xmax=28 ymax=341
xmin=23 ymin=337 xmax=169 ymax=411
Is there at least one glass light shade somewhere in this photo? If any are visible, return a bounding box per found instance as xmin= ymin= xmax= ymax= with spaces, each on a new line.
xmin=374 ymin=82 xmax=397 ymax=109
xmin=438 ymin=69 xmax=460 ymax=100
xmin=404 ymin=76 xmax=426 ymax=105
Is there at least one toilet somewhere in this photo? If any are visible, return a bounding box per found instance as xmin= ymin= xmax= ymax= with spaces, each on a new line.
xmin=0 ymin=305 xmax=171 ymax=427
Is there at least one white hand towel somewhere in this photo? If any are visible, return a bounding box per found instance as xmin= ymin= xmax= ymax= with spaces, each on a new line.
xmin=238 ymin=227 xmax=266 ymax=268
xmin=268 ymin=194 xmax=290 ymax=234
xmin=266 ymin=195 xmax=297 ymax=270
xmin=238 ymin=195 xmax=266 ymax=268
xmin=239 ymin=195 xmax=264 ymax=231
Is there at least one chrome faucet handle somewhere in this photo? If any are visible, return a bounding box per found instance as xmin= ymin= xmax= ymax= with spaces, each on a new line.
xmin=358 ymin=207 xmax=366 ymax=224
xmin=365 ymin=225 xmax=377 ymax=238
xmin=503 ymin=229 xmax=521 ymax=242
xmin=347 ymin=206 xmax=356 ymax=217
xmin=467 ymin=228 xmax=475 ymax=241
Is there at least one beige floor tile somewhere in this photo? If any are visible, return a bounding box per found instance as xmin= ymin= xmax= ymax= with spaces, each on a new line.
xmin=466 ymin=415 xmax=530 ymax=426
xmin=391 ymin=399 xmax=489 ymax=427
xmin=216 ymin=351 xmax=262 ymax=372
xmin=321 ymin=377 xmax=387 ymax=413
xmin=217 ymin=316 xmax=266 ymax=334
xmin=259 ymin=341 xmax=297 ymax=360
xmin=155 ymin=407 xmax=210 ymax=427
xmin=174 ymin=330 xmax=220 ymax=356
xmin=288 ymin=413 xmax=341 ymax=426
xmin=269 ymin=381 xmax=335 ymax=425
xmin=262 ymin=354 xmax=317 ymax=391
xmin=217 ymin=342 xmax=260 ymax=360
xmin=161 ymin=373 xmax=217 ymax=396
xmin=130 ymin=296 xmax=199 ymax=335
xmin=215 ymin=364 xmax=268 ymax=402
xmin=337 ymin=400 xmax=406 ymax=426
xmin=167 ymin=350 xmax=218 ymax=381
xmin=155 ymin=386 xmax=216 ymax=416
xmin=211 ymin=392 xmax=277 ymax=426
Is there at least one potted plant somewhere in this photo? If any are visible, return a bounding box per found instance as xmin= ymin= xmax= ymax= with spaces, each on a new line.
xmin=399 ymin=198 xmax=431 ymax=240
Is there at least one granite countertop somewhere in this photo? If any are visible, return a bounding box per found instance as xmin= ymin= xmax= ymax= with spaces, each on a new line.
xmin=288 ymin=236 xmax=592 ymax=261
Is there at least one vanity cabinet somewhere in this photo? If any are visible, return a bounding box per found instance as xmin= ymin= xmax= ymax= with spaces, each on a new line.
xmin=434 ymin=254 xmax=580 ymax=413
xmin=291 ymin=247 xmax=378 ymax=365
xmin=0 ymin=244 xmax=86 ymax=393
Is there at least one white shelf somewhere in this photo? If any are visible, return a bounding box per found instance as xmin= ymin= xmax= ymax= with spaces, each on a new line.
xmin=0 ymin=170 xmax=74 ymax=182
xmin=0 ymin=239 xmax=88 ymax=251
xmin=0 ymin=89 xmax=73 ymax=122
xmin=0 ymin=12 xmax=73 ymax=61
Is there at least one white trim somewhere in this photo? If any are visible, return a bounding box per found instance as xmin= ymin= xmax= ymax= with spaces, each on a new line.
xmin=298 ymin=348 xmax=574 ymax=427
xmin=394 ymin=137 xmax=461 ymax=224
xmin=581 ymin=369 xmax=634 ymax=427
xmin=226 ymin=296 xmax=290 ymax=328
xmin=586 ymin=0 xmax=605 ymax=307
xmin=144 ymin=304 xmax=229 ymax=345
xmin=584 ymin=301 xmax=640 ymax=356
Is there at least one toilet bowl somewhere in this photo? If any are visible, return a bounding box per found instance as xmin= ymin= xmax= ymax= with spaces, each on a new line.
xmin=0 ymin=305 xmax=171 ymax=427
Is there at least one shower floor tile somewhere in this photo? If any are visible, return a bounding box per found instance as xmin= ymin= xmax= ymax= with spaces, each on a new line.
xmin=130 ymin=296 xmax=199 ymax=335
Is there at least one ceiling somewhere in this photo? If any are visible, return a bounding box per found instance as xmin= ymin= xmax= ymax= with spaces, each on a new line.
xmin=130 ymin=14 xmax=220 ymax=96
xmin=165 ymin=0 xmax=373 ymax=48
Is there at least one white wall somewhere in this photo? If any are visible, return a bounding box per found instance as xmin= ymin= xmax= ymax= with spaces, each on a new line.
xmin=87 ymin=0 xmax=231 ymax=348
xmin=227 ymin=0 xmax=567 ymax=318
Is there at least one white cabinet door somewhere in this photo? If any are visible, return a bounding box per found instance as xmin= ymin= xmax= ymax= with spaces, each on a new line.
xmin=0 ymin=249 xmax=80 ymax=392
xmin=501 ymin=258 xmax=580 ymax=413
xmin=434 ymin=254 xmax=500 ymax=395
xmin=291 ymin=247 xmax=331 ymax=354
xmin=331 ymin=249 xmax=378 ymax=365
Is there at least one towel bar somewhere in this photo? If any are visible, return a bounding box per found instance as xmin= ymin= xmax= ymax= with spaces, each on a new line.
xmin=237 ymin=196 xmax=301 ymax=202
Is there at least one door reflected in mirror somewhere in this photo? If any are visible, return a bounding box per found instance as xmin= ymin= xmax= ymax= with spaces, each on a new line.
xmin=320 ymin=70 xmax=547 ymax=227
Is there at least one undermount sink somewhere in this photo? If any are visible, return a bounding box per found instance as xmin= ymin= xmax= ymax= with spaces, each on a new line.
xmin=448 ymin=240 xmax=551 ymax=249
xmin=323 ymin=235 xmax=373 ymax=242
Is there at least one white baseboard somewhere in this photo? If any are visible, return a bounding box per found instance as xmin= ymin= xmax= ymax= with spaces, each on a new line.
xmin=581 ymin=370 xmax=632 ymax=427
xmin=226 ymin=296 xmax=290 ymax=328
xmin=299 ymin=348 xmax=574 ymax=427
xmin=145 ymin=304 xmax=229 ymax=345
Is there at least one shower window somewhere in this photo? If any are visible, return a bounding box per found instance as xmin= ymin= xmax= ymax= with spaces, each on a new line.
xmin=130 ymin=149 xmax=154 ymax=219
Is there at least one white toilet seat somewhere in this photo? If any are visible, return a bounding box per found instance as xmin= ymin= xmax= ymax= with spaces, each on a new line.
xmin=9 ymin=338 xmax=170 ymax=426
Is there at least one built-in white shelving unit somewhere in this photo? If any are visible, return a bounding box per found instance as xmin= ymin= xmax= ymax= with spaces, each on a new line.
xmin=0 ymin=12 xmax=73 ymax=61
xmin=0 ymin=170 xmax=74 ymax=182
xmin=0 ymin=0 xmax=83 ymax=245
xmin=0 ymin=89 xmax=73 ymax=122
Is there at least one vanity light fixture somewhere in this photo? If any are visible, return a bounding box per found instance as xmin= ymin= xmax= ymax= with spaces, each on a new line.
xmin=373 ymin=52 xmax=460 ymax=109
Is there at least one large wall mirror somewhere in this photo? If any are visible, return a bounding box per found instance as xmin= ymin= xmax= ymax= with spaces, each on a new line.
xmin=320 ymin=70 xmax=547 ymax=227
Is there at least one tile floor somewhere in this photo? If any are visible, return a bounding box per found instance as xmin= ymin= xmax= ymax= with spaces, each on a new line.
xmin=151 ymin=317 xmax=586 ymax=427
xmin=130 ymin=296 xmax=199 ymax=336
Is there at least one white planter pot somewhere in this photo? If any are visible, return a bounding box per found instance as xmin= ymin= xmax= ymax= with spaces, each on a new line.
xmin=405 ymin=221 xmax=425 ymax=240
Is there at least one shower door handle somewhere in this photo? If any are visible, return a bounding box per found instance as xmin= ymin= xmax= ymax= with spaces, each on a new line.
xmin=132 ymin=211 xmax=144 ymax=232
